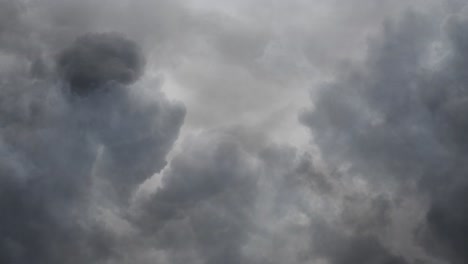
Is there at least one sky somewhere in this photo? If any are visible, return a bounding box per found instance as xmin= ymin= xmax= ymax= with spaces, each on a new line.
xmin=2 ymin=0 xmax=468 ymax=263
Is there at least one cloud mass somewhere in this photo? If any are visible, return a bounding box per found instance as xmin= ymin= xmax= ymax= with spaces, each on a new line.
xmin=2 ymin=0 xmax=468 ymax=264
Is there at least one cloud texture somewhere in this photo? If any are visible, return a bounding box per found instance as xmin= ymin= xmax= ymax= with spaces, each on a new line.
xmin=2 ymin=0 xmax=468 ymax=264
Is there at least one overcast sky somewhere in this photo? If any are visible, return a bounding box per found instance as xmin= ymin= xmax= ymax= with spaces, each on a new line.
xmin=2 ymin=0 xmax=468 ymax=263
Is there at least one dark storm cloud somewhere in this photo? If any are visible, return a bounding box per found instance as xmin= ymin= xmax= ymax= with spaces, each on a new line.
xmin=58 ymin=33 xmax=145 ymax=95
xmin=311 ymin=222 xmax=407 ymax=264
xmin=4 ymin=0 xmax=468 ymax=263
xmin=0 ymin=1 xmax=185 ymax=263
xmin=302 ymin=8 xmax=468 ymax=264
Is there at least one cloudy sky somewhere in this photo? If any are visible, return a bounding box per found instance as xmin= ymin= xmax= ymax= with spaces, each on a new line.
xmin=2 ymin=0 xmax=468 ymax=263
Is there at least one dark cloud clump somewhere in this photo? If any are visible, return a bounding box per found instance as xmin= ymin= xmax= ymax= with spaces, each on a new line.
xmin=58 ymin=33 xmax=145 ymax=95
xmin=312 ymin=224 xmax=408 ymax=264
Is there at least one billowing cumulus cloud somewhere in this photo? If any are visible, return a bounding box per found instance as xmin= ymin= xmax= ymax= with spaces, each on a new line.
xmin=0 ymin=0 xmax=184 ymax=262
xmin=3 ymin=0 xmax=468 ymax=264
xmin=302 ymin=6 xmax=468 ymax=264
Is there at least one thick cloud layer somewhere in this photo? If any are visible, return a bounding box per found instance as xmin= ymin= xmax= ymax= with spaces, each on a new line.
xmin=0 ymin=1 xmax=184 ymax=262
xmin=302 ymin=8 xmax=468 ymax=264
xmin=3 ymin=0 xmax=468 ymax=264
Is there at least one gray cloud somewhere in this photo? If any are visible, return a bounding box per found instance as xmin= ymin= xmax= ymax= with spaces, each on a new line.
xmin=0 ymin=1 xmax=184 ymax=263
xmin=134 ymin=133 xmax=259 ymax=264
xmin=57 ymin=33 xmax=145 ymax=95
xmin=302 ymin=6 xmax=468 ymax=264
xmin=3 ymin=0 xmax=468 ymax=264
